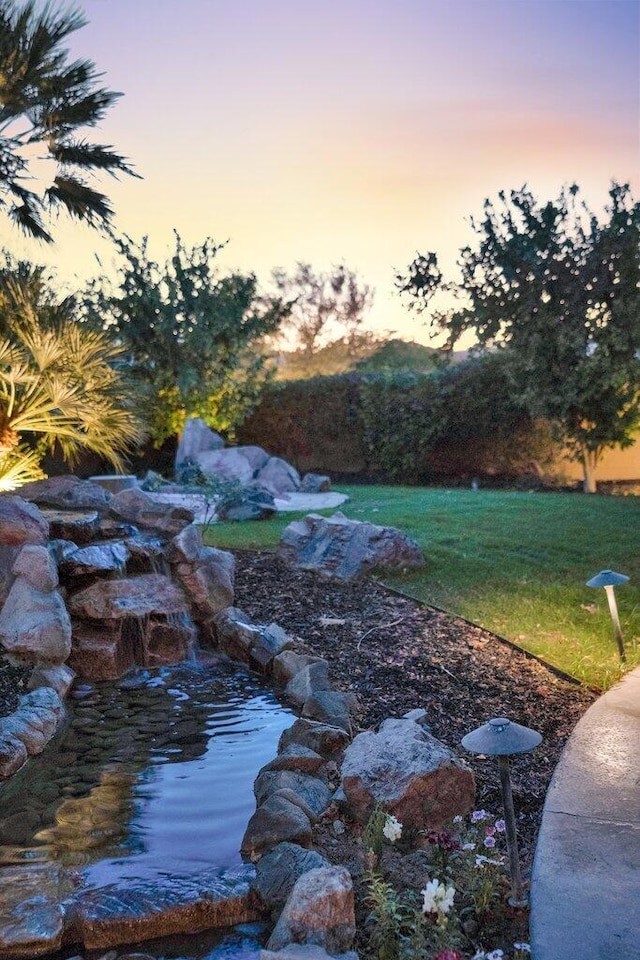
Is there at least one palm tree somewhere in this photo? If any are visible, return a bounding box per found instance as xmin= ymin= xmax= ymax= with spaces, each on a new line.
xmin=0 ymin=262 xmax=145 ymax=490
xmin=0 ymin=0 xmax=137 ymax=243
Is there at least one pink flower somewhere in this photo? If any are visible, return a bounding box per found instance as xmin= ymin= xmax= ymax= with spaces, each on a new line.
xmin=483 ymin=835 xmax=497 ymax=848
xmin=434 ymin=951 xmax=463 ymax=960
xmin=485 ymin=825 xmax=496 ymax=836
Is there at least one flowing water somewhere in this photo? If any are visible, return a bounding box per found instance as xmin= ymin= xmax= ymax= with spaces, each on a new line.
xmin=0 ymin=653 xmax=295 ymax=959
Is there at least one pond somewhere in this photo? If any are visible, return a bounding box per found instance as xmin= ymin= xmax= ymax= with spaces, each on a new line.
xmin=0 ymin=652 xmax=295 ymax=959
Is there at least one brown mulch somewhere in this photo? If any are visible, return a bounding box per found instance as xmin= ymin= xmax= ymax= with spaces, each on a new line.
xmin=233 ymin=549 xmax=597 ymax=871
xmin=0 ymin=657 xmax=30 ymax=719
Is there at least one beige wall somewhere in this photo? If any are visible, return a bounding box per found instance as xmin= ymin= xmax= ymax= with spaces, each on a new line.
xmin=552 ymin=441 xmax=640 ymax=482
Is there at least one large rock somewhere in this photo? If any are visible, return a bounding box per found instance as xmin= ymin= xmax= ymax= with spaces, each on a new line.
xmin=28 ymin=663 xmax=75 ymax=699
xmin=68 ymin=620 xmax=136 ymax=682
xmin=172 ymin=548 xmax=235 ymax=620
xmin=254 ymin=771 xmax=332 ymax=818
xmin=0 ymin=864 xmax=70 ymax=958
xmin=41 ymin=509 xmax=101 ymax=543
xmin=0 ymin=688 xmax=65 ymax=757
xmin=60 ymin=541 xmax=129 ymax=578
xmin=216 ymin=489 xmax=276 ymax=522
xmin=241 ymin=794 xmax=313 ymax=862
xmin=0 ymin=734 xmax=27 ymax=780
xmin=300 ymin=474 xmax=331 ymax=494
xmin=12 ymin=544 xmax=58 ymax=592
xmin=272 ymin=651 xmax=325 ymax=687
xmin=278 ymin=512 xmax=423 ymax=580
xmin=196 ymin=448 xmax=255 ymax=485
xmin=68 ymin=573 xmax=191 ymax=621
xmin=256 ymin=457 xmax=301 ymax=497
xmin=266 ymin=866 xmax=355 ymax=954
xmin=279 ymin=719 xmax=350 ymax=759
xmin=341 ymin=717 xmax=475 ymax=828
xmin=0 ymin=496 xmax=48 ymax=546
xmin=254 ymin=843 xmax=331 ymax=912
xmin=16 ymin=476 xmax=111 ymax=512
xmin=0 ymin=578 xmax=71 ymax=663
xmin=175 ymin=417 xmax=224 ymax=469
xmin=285 ymin=661 xmax=330 ymax=708
xmin=110 ymin=488 xmax=193 ymax=536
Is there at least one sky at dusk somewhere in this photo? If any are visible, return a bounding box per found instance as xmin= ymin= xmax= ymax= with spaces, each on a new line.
xmin=10 ymin=0 xmax=640 ymax=345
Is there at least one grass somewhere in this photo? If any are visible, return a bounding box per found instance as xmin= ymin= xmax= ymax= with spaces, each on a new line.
xmin=203 ymin=484 xmax=640 ymax=689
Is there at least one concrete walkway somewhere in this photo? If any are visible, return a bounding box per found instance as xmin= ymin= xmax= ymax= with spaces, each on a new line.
xmin=530 ymin=665 xmax=640 ymax=960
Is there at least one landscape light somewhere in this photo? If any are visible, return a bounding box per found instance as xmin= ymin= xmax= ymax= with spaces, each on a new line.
xmin=585 ymin=569 xmax=629 ymax=663
xmin=462 ymin=716 xmax=542 ymax=908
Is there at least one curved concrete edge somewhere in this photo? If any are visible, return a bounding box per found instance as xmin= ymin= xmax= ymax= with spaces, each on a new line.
xmin=530 ymin=666 xmax=640 ymax=960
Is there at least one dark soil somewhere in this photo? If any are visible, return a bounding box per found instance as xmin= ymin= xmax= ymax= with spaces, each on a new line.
xmin=0 ymin=657 xmax=30 ymax=718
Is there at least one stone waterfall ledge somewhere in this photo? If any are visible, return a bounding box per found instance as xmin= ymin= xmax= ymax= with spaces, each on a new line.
xmin=0 ymin=686 xmax=68 ymax=781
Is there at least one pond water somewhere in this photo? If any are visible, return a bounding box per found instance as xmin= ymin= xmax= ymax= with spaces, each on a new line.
xmin=0 ymin=653 xmax=295 ymax=959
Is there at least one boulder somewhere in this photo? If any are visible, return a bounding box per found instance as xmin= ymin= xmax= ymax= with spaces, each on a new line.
xmin=165 ymin=523 xmax=207 ymax=564
xmin=28 ymin=663 xmax=75 ymax=699
xmin=254 ymin=771 xmax=332 ymax=818
xmin=110 ymin=488 xmax=193 ymax=536
xmin=89 ymin=474 xmax=137 ymax=494
xmin=60 ymin=541 xmax=129 ymax=578
xmin=278 ymin=719 xmax=350 ymax=759
xmin=0 ymin=496 xmax=48 ymax=546
xmin=248 ymin=623 xmax=293 ymax=672
xmin=12 ymin=544 xmax=58 ymax=592
xmin=285 ymin=661 xmax=330 ymax=708
xmin=0 ymin=734 xmax=28 ymax=780
xmin=254 ymin=843 xmax=331 ymax=912
xmin=216 ymin=490 xmax=276 ymax=522
xmin=266 ymin=866 xmax=355 ymax=954
xmin=237 ymin=445 xmax=271 ymax=473
xmin=341 ymin=717 xmax=475 ymax=828
xmin=0 ymin=863 xmax=69 ymax=958
xmin=0 ymin=578 xmax=71 ymax=663
xmin=0 ymin=688 xmax=65 ymax=757
xmin=68 ymin=621 xmax=136 ymax=682
xmin=255 ymin=457 xmax=301 ymax=497
xmin=260 ymin=744 xmax=326 ymax=777
xmin=41 ymin=509 xmax=101 ymax=544
xmin=16 ymin=476 xmax=111 ymax=512
xmin=175 ymin=417 xmax=224 ymax=469
xmin=278 ymin=512 xmax=423 ymax=580
xmin=300 ymin=474 xmax=331 ymax=494
xmin=196 ymin=448 xmax=255 ymax=485
xmin=241 ymin=794 xmax=313 ymax=862
xmin=302 ymin=690 xmax=352 ymax=733
xmin=68 ymin=573 xmax=190 ymax=621
xmin=172 ymin=548 xmax=235 ymax=620
xmin=272 ymin=651 xmax=325 ymax=687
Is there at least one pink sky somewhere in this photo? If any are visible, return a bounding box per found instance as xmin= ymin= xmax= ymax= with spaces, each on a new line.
xmin=13 ymin=0 xmax=640 ymax=345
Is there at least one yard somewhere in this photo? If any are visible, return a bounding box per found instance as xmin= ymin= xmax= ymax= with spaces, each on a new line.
xmin=204 ymin=485 xmax=640 ymax=689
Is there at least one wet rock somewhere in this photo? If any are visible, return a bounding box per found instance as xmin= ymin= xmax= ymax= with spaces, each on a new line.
xmin=142 ymin=618 xmax=196 ymax=668
xmin=99 ymin=519 xmax=139 ymax=539
xmin=0 ymin=496 xmax=49 ymax=546
xmin=68 ymin=573 xmax=191 ymax=621
xmin=0 ymin=863 xmax=70 ymax=958
xmin=124 ymin=535 xmax=165 ymax=572
xmin=68 ymin=621 xmax=136 ymax=682
xmin=61 ymin=541 xmax=129 ymax=578
xmin=0 ymin=577 xmax=72 ymax=663
xmin=0 ymin=734 xmax=27 ymax=779
xmin=12 ymin=544 xmax=58 ymax=592
xmin=241 ymin=794 xmax=313 ymax=861
xmin=254 ymin=771 xmax=332 ymax=818
xmin=300 ymin=474 xmax=331 ymax=494
xmin=72 ymin=864 xmax=258 ymax=950
xmin=42 ymin=509 xmax=101 ymax=543
xmin=110 ymin=487 xmax=193 ymax=536
xmin=301 ymin=690 xmax=352 ymax=733
xmin=341 ymin=717 xmax=475 ymax=828
xmin=278 ymin=512 xmax=424 ymax=580
xmin=28 ymin=663 xmax=75 ymax=699
xmin=266 ymin=866 xmax=355 ymax=954
xmin=271 ymin=651 xmax=325 ymax=687
xmin=279 ymin=719 xmax=350 ymax=759
xmin=17 ymin=476 xmax=111 ymax=512
xmin=175 ymin=417 xmax=224 ymax=470
xmin=254 ymin=843 xmax=331 ymax=912
xmin=262 ymin=945 xmax=359 ymax=960
xmin=260 ymin=744 xmax=325 ymax=777
xmin=255 ymin=457 xmax=301 ymax=497
xmin=285 ymin=662 xmax=330 ymax=708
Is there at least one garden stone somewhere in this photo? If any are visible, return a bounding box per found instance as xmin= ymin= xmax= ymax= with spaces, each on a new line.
xmin=0 ymin=578 xmax=71 ymax=663
xmin=254 ymin=771 xmax=332 ymax=817
xmin=241 ymin=794 xmax=313 ymax=861
xmin=272 ymin=651 xmax=325 ymax=687
xmin=196 ymin=448 xmax=255 ymax=485
xmin=0 ymin=863 xmax=70 ymax=958
xmin=60 ymin=541 xmax=129 ymax=578
xmin=175 ymin=417 xmax=224 ymax=470
xmin=68 ymin=573 xmax=191 ymax=621
xmin=279 ymin=719 xmax=350 ymax=758
xmin=28 ymin=663 xmax=75 ymax=699
xmin=42 ymin=509 xmax=101 ymax=543
xmin=278 ymin=512 xmax=423 ymax=580
xmin=285 ymin=661 xmax=330 ymax=708
xmin=173 ymin=548 xmax=235 ymax=620
xmin=261 ymin=744 xmax=326 ymax=776
xmin=17 ymin=476 xmax=111 ymax=512
xmin=249 ymin=623 xmax=294 ymax=672
xmin=254 ymin=843 xmax=331 ymax=912
xmin=237 ymin=445 xmax=271 ymax=473
xmin=255 ymin=457 xmax=301 ymax=497
xmin=0 ymin=734 xmax=27 ymax=779
xmin=12 ymin=544 xmax=58 ymax=592
xmin=0 ymin=496 xmax=48 ymax=545
xmin=216 ymin=491 xmax=276 ymax=522
xmin=341 ymin=716 xmax=475 ymax=829
xmin=110 ymin=487 xmax=193 ymax=536
xmin=68 ymin=621 xmax=136 ymax=682
xmin=99 ymin=519 xmax=139 ymax=539
xmin=302 ymin=690 xmax=352 ymax=733
xmin=300 ymin=474 xmax=331 ymax=494
xmin=165 ymin=523 xmax=206 ymax=563
xmin=214 ymin=607 xmax=263 ymax=660
xmin=262 ymin=947 xmax=358 ymax=960
xmin=266 ymin=866 xmax=355 ymax=954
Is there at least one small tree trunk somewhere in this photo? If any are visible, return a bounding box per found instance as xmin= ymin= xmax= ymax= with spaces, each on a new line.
xmin=582 ymin=448 xmax=598 ymax=493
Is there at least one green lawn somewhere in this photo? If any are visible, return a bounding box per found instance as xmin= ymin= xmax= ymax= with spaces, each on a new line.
xmin=203 ymin=485 xmax=640 ymax=689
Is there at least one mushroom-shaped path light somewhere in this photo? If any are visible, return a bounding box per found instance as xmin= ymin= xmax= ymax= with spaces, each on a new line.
xmin=586 ymin=569 xmax=629 ymax=663
xmin=462 ymin=717 xmax=542 ymax=908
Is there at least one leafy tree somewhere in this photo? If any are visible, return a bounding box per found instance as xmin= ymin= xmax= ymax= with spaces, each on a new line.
xmin=0 ymin=0 xmax=136 ymax=242
xmin=82 ymin=232 xmax=290 ymax=445
xmin=397 ymin=183 xmax=640 ymax=492
xmin=272 ymin=263 xmax=374 ymax=376
xmin=0 ymin=258 xmax=144 ymax=489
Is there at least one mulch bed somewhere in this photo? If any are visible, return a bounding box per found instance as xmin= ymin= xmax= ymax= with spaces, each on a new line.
xmin=233 ymin=549 xmax=597 ymax=870
xmin=0 ymin=658 xmax=30 ymax=719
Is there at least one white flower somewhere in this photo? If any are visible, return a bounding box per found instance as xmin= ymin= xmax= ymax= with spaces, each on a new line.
xmin=453 ymin=814 xmax=463 ymax=823
xmin=514 ymin=945 xmax=531 ymax=954
xmin=382 ymin=814 xmax=402 ymax=843
xmin=474 ymin=854 xmax=503 ymax=869
xmin=421 ymin=878 xmax=456 ymax=915
xmin=473 ymin=952 xmax=504 ymax=960
xmin=462 ymin=842 xmax=476 ymax=851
